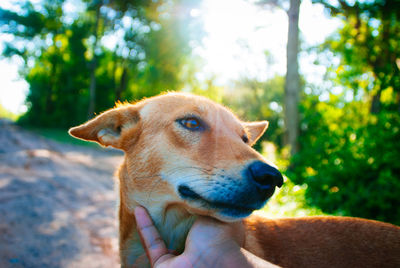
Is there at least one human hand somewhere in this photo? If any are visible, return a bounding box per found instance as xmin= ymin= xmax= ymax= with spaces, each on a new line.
xmin=134 ymin=206 xmax=280 ymax=268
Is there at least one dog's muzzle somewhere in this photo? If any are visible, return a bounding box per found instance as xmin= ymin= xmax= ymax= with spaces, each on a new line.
xmin=177 ymin=161 xmax=284 ymax=219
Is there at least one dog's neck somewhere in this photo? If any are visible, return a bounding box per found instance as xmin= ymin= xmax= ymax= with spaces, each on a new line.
xmin=118 ymin=163 xmax=197 ymax=267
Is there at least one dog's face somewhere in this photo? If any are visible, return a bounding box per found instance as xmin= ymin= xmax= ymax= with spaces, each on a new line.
xmin=69 ymin=93 xmax=283 ymax=221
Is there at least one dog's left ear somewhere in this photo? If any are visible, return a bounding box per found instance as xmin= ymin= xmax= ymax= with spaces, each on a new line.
xmin=68 ymin=105 xmax=140 ymax=150
xmin=243 ymin=121 xmax=269 ymax=146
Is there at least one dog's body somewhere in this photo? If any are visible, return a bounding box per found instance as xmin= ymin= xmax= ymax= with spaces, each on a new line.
xmin=70 ymin=93 xmax=400 ymax=267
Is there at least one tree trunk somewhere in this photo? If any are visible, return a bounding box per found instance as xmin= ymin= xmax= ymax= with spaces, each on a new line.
xmin=46 ymin=35 xmax=60 ymax=116
xmin=370 ymin=90 xmax=382 ymax=114
xmin=116 ymin=67 xmax=128 ymax=102
xmin=284 ymin=0 xmax=301 ymax=156
xmin=87 ymin=3 xmax=101 ymax=119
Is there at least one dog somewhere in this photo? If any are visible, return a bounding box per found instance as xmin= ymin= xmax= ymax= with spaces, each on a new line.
xmin=69 ymin=92 xmax=400 ymax=267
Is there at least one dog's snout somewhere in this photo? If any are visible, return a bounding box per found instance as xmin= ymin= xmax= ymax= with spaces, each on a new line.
xmin=248 ymin=161 xmax=284 ymax=189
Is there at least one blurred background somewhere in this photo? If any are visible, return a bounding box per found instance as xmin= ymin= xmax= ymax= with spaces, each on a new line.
xmin=0 ymin=0 xmax=399 ymax=266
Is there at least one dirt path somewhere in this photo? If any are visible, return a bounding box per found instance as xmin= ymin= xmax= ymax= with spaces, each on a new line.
xmin=0 ymin=119 xmax=123 ymax=267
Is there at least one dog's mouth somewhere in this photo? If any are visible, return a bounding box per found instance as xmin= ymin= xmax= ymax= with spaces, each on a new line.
xmin=178 ymin=185 xmax=261 ymax=218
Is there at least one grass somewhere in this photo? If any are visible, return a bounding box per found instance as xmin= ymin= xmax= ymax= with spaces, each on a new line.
xmin=0 ymin=105 xmax=20 ymax=121
xmin=261 ymin=179 xmax=326 ymax=217
xmin=0 ymin=104 xmax=95 ymax=147
xmin=259 ymin=141 xmax=327 ymax=217
xmin=26 ymin=127 xmax=100 ymax=148
xmin=0 ymin=104 xmax=96 ymax=147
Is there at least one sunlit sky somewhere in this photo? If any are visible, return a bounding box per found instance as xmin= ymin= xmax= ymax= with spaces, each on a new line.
xmin=0 ymin=0 xmax=340 ymax=114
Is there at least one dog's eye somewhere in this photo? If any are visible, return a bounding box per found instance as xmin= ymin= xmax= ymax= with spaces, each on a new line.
xmin=178 ymin=118 xmax=202 ymax=130
xmin=242 ymin=134 xmax=249 ymax=143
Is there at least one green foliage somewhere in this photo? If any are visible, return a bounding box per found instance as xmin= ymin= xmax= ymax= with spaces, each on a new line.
xmin=18 ymin=18 xmax=91 ymax=127
xmin=290 ymin=94 xmax=400 ymax=224
xmin=262 ymin=178 xmax=326 ymax=217
xmin=223 ymin=76 xmax=285 ymax=151
xmin=289 ymin=0 xmax=400 ymax=224
xmin=315 ymin=0 xmax=400 ymax=113
xmin=190 ymin=75 xmax=225 ymax=103
xmin=1 ymin=0 xmax=202 ymax=128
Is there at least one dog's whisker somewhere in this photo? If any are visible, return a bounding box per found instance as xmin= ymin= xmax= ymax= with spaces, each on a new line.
xmin=144 ymin=170 xmax=218 ymax=203
xmin=131 ymin=174 xmax=162 ymax=180
xmin=163 ymin=167 xmax=215 ymax=177
xmin=146 ymin=176 xmax=164 ymax=204
xmin=145 ymin=173 xmax=214 ymax=204
xmin=131 ymin=167 xmax=210 ymax=181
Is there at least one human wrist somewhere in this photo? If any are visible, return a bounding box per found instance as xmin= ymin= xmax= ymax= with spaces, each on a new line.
xmin=183 ymin=240 xmax=243 ymax=268
xmin=216 ymin=246 xmax=281 ymax=268
xmin=239 ymin=248 xmax=281 ymax=268
xmin=210 ymin=243 xmax=254 ymax=268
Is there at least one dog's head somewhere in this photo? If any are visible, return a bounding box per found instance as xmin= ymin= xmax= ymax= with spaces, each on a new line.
xmin=69 ymin=93 xmax=283 ymax=221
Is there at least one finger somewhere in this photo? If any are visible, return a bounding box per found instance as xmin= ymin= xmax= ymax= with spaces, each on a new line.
xmin=134 ymin=206 xmax=169 ymax=266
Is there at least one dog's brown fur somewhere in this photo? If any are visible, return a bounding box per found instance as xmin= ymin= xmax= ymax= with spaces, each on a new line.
xmin=69 ymin=93 xmax=400 ymax=267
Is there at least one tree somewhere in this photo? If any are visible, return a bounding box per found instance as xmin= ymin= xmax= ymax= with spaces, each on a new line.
xmin=0 ymin=0 xmax=202 ymax=128
xmin=256 ymin=0 xmax=301 ymax=156
xmin=314 ymin=0 xmax=400 ymax=113
xmin=290 ymin=0 xmax=400 ymax=225
xmin=223 ymin=75 xmax=285 ymax=151
xmin=285 ymin=0 xmax=301 ymax=155
xmin=87 ymin=0 xmax=101 ymax=119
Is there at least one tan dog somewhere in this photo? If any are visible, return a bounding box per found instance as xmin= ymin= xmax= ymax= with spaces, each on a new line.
xmin=69 ymin=93 xmax=400 ymax=267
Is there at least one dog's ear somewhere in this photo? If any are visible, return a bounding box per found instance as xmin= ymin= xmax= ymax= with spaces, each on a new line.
xmin=243 ymin=121 xmax=269 ymax=146
xmin=68 ymin=105 xmax=140 ymax=149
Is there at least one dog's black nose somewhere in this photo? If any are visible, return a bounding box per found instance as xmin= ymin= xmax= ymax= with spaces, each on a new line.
xmin=247 ymin=161 xmax=284 ymax=189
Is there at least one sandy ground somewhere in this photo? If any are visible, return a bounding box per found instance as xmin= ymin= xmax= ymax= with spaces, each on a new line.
xmin=0 ymin=119 xmax=123 ymax=267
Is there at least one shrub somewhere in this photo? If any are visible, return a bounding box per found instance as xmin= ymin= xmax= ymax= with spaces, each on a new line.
xmin=290 ymin=95 xmax=400 ymax=225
